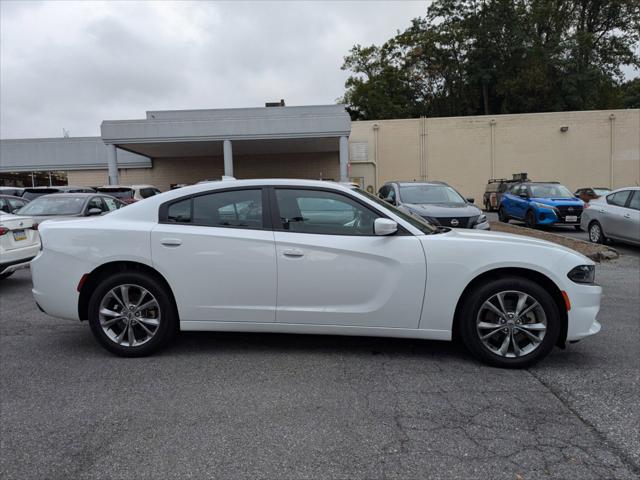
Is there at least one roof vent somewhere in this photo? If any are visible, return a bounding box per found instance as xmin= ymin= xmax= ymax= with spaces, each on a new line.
xmin=265 ymin=99 xmax=285 ymax=107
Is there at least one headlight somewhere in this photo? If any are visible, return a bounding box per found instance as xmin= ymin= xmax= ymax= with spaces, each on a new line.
xmin=477 ymin=214 xmax=487 ymax=224
xmin=531 ymin=202 xmax=558 ymax=211
xmin=567 ymin=265 xmax=595 ymax=284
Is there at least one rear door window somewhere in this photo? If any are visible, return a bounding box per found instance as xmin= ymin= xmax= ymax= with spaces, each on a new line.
xmin=606 ymin=190 xmax=632 ymax=207
xmin=193 ymin=189 xmax=263 ymax=228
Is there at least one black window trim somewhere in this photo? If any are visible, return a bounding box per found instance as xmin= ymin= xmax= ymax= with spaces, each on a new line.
xmin=267 ymin=185 xmax=411 ymax=236
xmin=158 ymin=186 xmax=272 ymax=231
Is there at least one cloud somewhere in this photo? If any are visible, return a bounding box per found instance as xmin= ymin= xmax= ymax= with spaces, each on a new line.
xmin=0 ymin=0 xmax=428 ymax=138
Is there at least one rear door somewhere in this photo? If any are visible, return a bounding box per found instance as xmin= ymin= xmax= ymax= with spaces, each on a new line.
xmin=151 ymin=188 xmax=277 ymax=323
xmin=603 ymin=190 xmax=633 ymax=240
xmin=271 ymin=187 xmax=426 ymax=328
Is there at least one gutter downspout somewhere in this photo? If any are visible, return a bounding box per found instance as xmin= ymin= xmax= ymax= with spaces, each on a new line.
xmin=490 ymin=118 xmax=497 ymax=178
xmin=609 ymin=113 xmax=616 ymax=189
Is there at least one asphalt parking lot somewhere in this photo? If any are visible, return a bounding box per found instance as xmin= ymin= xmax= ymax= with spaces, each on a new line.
xmin=1 ymin=250 xmax=639 ymax=479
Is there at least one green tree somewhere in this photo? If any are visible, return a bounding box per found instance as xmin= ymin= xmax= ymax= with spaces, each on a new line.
xmin=340 ymin=0 xmax=640 ymax=119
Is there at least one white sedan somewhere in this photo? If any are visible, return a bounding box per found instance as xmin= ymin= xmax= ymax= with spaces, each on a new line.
xmin=0 ymin=213 xmax=40 ymax=279
xmin=31 ymin=179 xmax=602 ymax=367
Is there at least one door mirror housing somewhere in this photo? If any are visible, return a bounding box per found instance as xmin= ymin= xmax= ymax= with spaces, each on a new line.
xmin=87 ymin=208 xmax=103 ymax=216
xmin=384 ymin=196 xmax=396 ymax=205
xmin=466 ymin=198 xmax=475 ymax=204
xmin=518 ymin=193 xmax=529 ymax=199
xmin=374 ymin=218 xmax=398 ymax=236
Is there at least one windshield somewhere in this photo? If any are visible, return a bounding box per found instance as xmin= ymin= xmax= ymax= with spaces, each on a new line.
xmin=354 ymin=188 xmax=437 ymax=234
xmin=529 ymin=184 xmax=575 ymax=199
xmin=18 ymin=196 xmax=85 ymax=215
xmin=399 ymin=185 xmax=467 ymax=205
xmin=98 ymin=188 xmax=134 ymax=199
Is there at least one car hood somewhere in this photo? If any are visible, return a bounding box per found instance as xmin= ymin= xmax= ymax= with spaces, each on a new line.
xmin=403 ymin=203 xmax=481 ymax=218
xmin=442 ymin=228 xmax=591 ymax=261
xmin=530 ymin=197 xmax=584 ymax=207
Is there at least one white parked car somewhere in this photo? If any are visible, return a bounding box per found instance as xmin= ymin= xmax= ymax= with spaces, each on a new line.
xmin=0 ymin=213 xmax=40 ymax=279
xmin=31 ymin=179 xmax=602 ymax=367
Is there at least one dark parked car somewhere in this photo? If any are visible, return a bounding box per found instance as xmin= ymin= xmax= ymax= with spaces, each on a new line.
xmin=21 ymin=186 xmax=96 ymax=201
xmin=16 ymin=193 xmax=124 ymax=225
xmin=0 ymin=195 xmax=29 ymax=214
xmin=574 ymin=187 xmax=611 ymax=203
xmin=483 ymin=179 xmax=519 ymax=211
xmin=378 ymin=181 xmax=489 ymax=229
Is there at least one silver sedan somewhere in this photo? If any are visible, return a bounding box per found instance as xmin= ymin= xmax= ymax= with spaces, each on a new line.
xmin=581 ymin=186 xmax=640 ymax=246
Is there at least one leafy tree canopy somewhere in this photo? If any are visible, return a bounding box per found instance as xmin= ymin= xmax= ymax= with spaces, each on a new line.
xmin=341 ymin=0 xmax=640 ymax=119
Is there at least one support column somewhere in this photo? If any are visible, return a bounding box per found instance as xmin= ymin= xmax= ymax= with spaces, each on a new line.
xmin=339 ymin=135 xmax=349 ymax=182
xmin=107 ymin=144 xmax=119 ymax=185
xmin=223 ymin=139 xmax=234 ymax=177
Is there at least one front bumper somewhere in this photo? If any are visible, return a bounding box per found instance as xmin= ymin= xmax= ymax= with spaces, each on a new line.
xmin=566 ymin=283 xmax=602 ymax=342
xmin=535 ymin=208 xmax=582 ymax=226
xmin=473 ymin=221 xmax=490 ymax=230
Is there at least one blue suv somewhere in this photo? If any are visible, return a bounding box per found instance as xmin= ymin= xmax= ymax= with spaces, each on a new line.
xmin=498 ymin=182 xmax=585 ymax=229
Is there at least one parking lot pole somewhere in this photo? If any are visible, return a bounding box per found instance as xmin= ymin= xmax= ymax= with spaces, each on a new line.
xmin=339 ymin=135 xmax=349 ymax=182
xmin=107 ymin=144 xmax=119 ymax=185
xmin=223 ymin=139 xmax=233 ymax=177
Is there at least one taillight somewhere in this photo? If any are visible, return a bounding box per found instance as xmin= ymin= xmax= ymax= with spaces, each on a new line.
xmin=0 ymin=227 xmax=8 ymax=236
xmin=583 ymin=203 xmax=590 ymax=209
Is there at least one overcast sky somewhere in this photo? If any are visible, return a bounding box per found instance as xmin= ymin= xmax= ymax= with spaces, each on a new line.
xmin=0 ymin=0 xmax=428 ymax=139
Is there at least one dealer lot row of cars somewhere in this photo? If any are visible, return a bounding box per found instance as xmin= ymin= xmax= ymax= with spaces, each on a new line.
xmin=1 ymin=176 xmax=636 ymax=368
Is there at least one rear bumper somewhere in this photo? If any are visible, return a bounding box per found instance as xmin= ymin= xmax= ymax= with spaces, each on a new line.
xmin=0 ymin=244 xmax=40 ymax=274
xmin=31 ymin=250 xmax=82 ymax=320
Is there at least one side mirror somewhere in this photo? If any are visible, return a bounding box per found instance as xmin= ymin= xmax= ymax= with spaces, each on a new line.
xmin=466 ymin=198 xmax=475 ymax=204
xmin=374 ymin=218 xmax=398 ymax=236
xmin=518 ymin=193 xmax=529 ymax=199
xmin=384 ymin=196 xmax=396 ymax=205
xmin=87 ymin=208 xmax=102 ymax=216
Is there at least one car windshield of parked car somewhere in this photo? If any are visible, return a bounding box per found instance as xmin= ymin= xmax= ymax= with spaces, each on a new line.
xmin=140 ymin=187 xmax=161 ymax=199
xmin=399 ymin=185 xmax=467 ymax=205
xmin=22 ymin=189 xmax=60 ymax=201
xmin=17 ymin=196 xmax=85 ymax=215
xmin=529 ymin=184 xmax=574 ymax=198
xmin=355 ymin=188 xmax=438 ymax=234
xmin=98 ymin=188 xmax=134 ymax=199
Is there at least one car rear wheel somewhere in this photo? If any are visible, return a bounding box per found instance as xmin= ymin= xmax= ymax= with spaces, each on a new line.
xmin=88 ymin=272 xmax=177 ymax=357
xmin=498 ymin=207 xmax=509 ymax=223
xmin=588 ymin=221 xmax=605 ymax=244
xmin=458 ymin=277 xmax=560 ymax=368
xmin=525 ymin=210 xmax=537 ymax=228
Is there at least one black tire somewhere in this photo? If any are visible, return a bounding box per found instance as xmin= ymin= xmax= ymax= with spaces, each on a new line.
xmin=458 ymin=276 xmax=561 ymax=368
xmin=525 ymin=210 xmax=537 ymax=228
xmin=88 ymin=271 xmax=178 ymax=357
xmin=0 ymin=271 xmax=15 ymax=280
xmin=498 ymin=207 xmax=509 ymax=223
xmin=588 ymin=221 xmax=606 ymax=244
xmin=484 ymin=201 xmax=492 ymax=212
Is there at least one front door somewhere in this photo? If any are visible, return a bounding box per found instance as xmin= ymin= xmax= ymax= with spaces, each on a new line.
xmin=151 ymin=188 xmax=277 ymax=323
xmin=271 ymin=188 xmax=426 ymax=329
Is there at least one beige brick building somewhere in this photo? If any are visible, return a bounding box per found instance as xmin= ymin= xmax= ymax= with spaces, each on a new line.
xmin=2 ymin=106 xmax=638 ymax=205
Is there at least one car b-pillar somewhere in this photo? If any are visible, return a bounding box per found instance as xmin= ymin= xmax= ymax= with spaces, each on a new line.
xmin=223 ymin=139 xmax=233 ymax=177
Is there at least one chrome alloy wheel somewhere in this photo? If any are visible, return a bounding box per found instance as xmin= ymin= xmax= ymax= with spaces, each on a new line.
xmin=98 ymin=284 xmax=161 ymax=347
xmin=589 ymin=223 xmax=601 ymax=243
xmin=476 ymin=290 xmax=547 ymax=358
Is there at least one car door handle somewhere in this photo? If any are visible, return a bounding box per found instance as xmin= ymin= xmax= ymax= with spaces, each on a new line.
xmin=624 ymin=213 xmax=631 ymax=218
xmin=160 ymin=238 xmax=182 ymax=247
xmin=282 ymin=248 xmax=304 ymax=257
xmin=598 ymin=209 xmax=605 ymax=213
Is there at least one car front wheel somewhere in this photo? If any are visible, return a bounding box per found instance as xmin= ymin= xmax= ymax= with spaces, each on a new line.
xmin=88 ymin=271 xmax=177 ymax=357
xmin=458 ymin=277 xmax=560 ymax=368
xmin=525 ymin=210 xmax=537 ymax=228
xmin=498 ymin=207 xmax=509 ymax=223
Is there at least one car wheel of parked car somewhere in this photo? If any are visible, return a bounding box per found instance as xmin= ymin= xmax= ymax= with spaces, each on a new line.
xmin=88 ymin=272 xmax=177 ymax=357
xmin=484 ymin=201 xmax=491 ymax=212
xmin=588 ymin=221 xmax=606 ymax=244
xmin=0 ymin=271 xmax=14 ymax=280
xmin=458 ymin=277 xmax=560 ymax=368
xmin=498 ymin=207 xmax=509 ymax=223
xmin=525 ymin=210 xmax=537 ymax=228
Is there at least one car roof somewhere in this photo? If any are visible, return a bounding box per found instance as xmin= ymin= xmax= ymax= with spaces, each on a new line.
xmin=386 ymin=181 xmax=449 ymax=187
